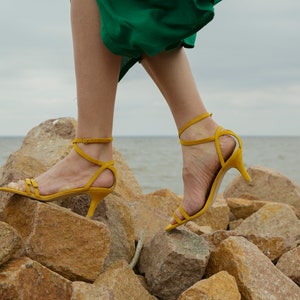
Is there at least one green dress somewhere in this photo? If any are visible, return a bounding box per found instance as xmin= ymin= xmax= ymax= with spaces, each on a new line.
xmin=95 ymin=0 xmax=222 ymax=80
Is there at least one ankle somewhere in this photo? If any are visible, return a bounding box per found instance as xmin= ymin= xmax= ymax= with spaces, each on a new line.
xmin=180 ymin=117 xmax=218 ymax=141
xmin=78 ymin=142 xmax=113 ymax=162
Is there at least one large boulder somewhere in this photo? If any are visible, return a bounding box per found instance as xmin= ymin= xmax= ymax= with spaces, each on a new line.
xmin=138 ymin=229 xmax=210 ymax=300
xmin=3 ymin=197 xmax=110 ymax=282
xmin=178 ymin=271 xmax=241 ymax=300
xmin=206 ymin=236 xmax=300 ymax=299
xmin=224 ymin=166 xmax=300 ymax=214
xmin=0 ymin=221 xmax=23 ymax=266
xmin=0 ymin=257 xmax=72 ymax=300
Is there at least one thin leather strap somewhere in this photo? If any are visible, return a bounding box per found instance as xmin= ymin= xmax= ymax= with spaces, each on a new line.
xmin=178 ymin=112 xmax=212 ymax=137
xmin=73 ymin=137 xmax=113 ymax=144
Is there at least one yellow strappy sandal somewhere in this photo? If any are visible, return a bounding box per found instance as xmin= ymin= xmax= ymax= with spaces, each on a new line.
xmin=0 ymin=138 xmax=117 ymax=218
xmin=165 ymin=112 xmax=251 ymax=231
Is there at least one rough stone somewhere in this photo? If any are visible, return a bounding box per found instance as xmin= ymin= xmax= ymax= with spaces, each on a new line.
xmin=224 ymin=165 xmax=300 ymax=214
xmin=202 ymin=230 xmax=239 ymax=252
xmin=192 ymin=196 xmax=230 ymax=230
xmin=71 ymin=281 xmax=114 ymax=300
xmin=4 ymin=198 xmax=111 ymax=282
xmin=62 ymin=193 xmax=135 ymax=268
xmin=233 ymin=202 xmax=300 ymax=249
xmin=178 ymin=271 xmax=241 ymax=300
xmin=245 ymin=234 xmax=288 ymax=262
xmin=138 ymin=229 xmax=210 ymax=300
xmin=0 ymin=221 xmax=23 ymax=266
xmin=128 ymin=189 xmax=181 ymax=242
xmin=0 ymin=257 xmax=72 ymax=300
xmin=276 ymin=246 xmax=300 ymax=285
xmin=226 ymin=197 xmax=268 ymax=219
xmin=94 ymin=260 xmax=156 ymax=299
xmin=206 ymin=236 xmax=300 ymax=299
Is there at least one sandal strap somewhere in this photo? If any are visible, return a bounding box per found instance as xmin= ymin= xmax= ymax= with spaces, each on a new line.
xmin=25 ymin=178 xmax=40 ymax=197
xmin=72 ymin=137 xmax=116 ymax=189
xmin=73 ymin=137 xmax=113 ymax=144
xmin=179 ymin=113 xmax=242 ymax=168
xmin=178 ymin=112 xmax=212 ymax=137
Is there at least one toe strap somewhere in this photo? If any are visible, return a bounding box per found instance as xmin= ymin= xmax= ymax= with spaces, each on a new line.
xmin=25 ymin=178 xmax=40 ymax=197
xmin=173 ymin=205 xmax=191 ymax=225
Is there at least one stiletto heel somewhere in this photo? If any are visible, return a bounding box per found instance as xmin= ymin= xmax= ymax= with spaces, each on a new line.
xmin=0 ymin=138 xmax=117 ymax=219
xmin=165 ymin=112 xmax=251 ymax=231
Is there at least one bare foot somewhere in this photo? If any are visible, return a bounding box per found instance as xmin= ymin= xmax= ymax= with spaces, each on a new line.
xmin=8 ymin=143 xmax=115 ymax=195
xmin=171 ymin=117 xmax=236 ymax=224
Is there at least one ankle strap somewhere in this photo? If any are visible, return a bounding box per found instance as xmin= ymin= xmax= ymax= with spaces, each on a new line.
xmin=73 ymin=137 xmax=113 ymax=144
xmin=178 ymin=112 xmax=212 ymax=137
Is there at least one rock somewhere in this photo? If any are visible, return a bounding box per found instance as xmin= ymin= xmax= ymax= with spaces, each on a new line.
xmin=93 ymin=195 xmax=136 ymax=268
xmin=94 ymin=260 xmax=156 ymax=299
xmin=178 ymin=271 xmax=241 ymax=300
xmin=185 ymin=222 xmax=214 ymax=235
xmin=4 ymin=197 xmax=110 ymax=282
xmin=138 ymin=229 xmax=210 ymax=300
xmin=128 ymin=189 xmax=181 ymax=243
xmin=226 ymin=197 xmax=268 ymax=219
xmin=0 ymin=221 xmax=23 ymax=266
xmin=18 ymin=118 xmax=76 ymax=167
xmin=192 ymin=196 xmax=230 ymax=230
xmin=113 ymin=149 xmax=143 ymax=198
xmin=245 ymin=235 xmax=288 ymax=262
xmin=228 ymin=219 xmax=244 ymax=230
xmin=0 ymin=257 xmax=72 ymax=300
xmin=206 ymin=236 xmax=300 ymax=299
xmin=276 ymin=246 xmax=300 ymax=285
xmin=62 ymin=193 xmax=136 ymax=268
xmin=224 ymin=166 xmax=300 ymax=214
xmin=72 ymin=281 xmax=114 ymax=300
xmin=233 ymin=203 xmax=300 ymax=250
xmin=202 ymin=230 xmax=239 ymax=252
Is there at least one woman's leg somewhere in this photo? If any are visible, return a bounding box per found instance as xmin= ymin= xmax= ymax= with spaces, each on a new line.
xmin=10 ymin=0 xmax=121 ymax=194
xmin=142 ymin=48 xmax=235 ymax=219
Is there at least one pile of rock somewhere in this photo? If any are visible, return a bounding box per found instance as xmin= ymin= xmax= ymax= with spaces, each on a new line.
xmin=0 ymin=118 xmax=300 ymax=300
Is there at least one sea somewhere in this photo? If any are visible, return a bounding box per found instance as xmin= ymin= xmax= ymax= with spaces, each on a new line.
xmin=0 ymin=136 xmax=299 ymax=194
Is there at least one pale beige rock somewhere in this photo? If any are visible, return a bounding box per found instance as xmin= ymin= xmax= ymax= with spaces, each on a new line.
xmin=206 ymin=236 xmax=300 ymax=299
xmin=224 ymin=166 xmax=300 ymax=214
xmin=94 ymin=260 xmax=156 ymax=300
xmin=4 ymin=198 xmax=111 ymax=282
xmin=138 ymin=229 xmax=210 ymax=300
xmin=0 ymin=221 xmax=23 ymax=266
xmin=229 ymin=219 xmax=244 ymax=230
xmin=18 ymin=118 xmax=76 ymax=167
xmin=226 ymin=197 xmax=268 ymax=219
xmin=276 ymin=246 xmax=300 ymax=285
xmin=0 ymin=257 xmax=72 ymax=300
xmin=72 ymin=281 xmax=113 ymax=300
xmin=185 ymin=222 xmax=214 ymax=235
xmin=192 ymin=196 xmax=230 ymax=230
xmin=178 ymin=271 xmax=241 ymax=300
xmin=234 ymin=203 xmax=300 ymax=249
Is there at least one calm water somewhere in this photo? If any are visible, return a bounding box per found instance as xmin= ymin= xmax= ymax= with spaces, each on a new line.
xmin=0 ymin=136 xmax=299 ymax=194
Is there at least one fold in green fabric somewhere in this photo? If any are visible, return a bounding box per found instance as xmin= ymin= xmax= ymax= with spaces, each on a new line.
xmin=95 ymin=0 xmax=222 ymax=80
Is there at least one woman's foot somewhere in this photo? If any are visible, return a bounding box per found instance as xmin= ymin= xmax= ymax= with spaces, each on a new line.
xmin=8 ymin=142 xmax=115 ymax=196
xmin=170 ymin=116 xmax=236 ymax=224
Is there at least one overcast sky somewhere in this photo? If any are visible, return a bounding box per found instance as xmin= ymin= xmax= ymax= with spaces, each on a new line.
xmin=1 ymin=1 xmax=299 ymax=136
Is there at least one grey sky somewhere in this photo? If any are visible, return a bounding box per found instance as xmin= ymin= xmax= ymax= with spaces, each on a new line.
xmin=1 ymin=0 xmax=299 ymax=136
